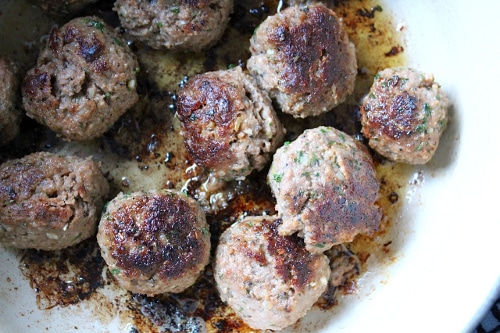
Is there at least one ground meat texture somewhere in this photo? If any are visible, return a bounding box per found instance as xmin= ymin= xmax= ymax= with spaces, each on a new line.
xmin=214 ymin=215 xmax=330 ymax=330
xmin=31 ymin=0 xmax=98 ymax=16
xmin=97 ymin=190 xmax=211 ymax=296
xmin=0 ymin=152 xmax=109 ymax=251
xmin=247 ymin=3 xmax=357 ymax=118
xmin=114 ymin=0 xmax=233 ymax=52
xmin=268 ymin=126 xmax=381 ymax=254
xmin=0 ymin=57 xmax=21 ymax=145
xmin=360 ymin=67 xmax=450 ymax=164
xmin=176 ymin=66 xmax=285 ymax=181
xmin=22 ymin=16 xmax=139 ymax=141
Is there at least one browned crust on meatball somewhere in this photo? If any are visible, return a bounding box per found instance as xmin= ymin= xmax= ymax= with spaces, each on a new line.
xmin=0 ymin=152 xmax=109 ymax=250
xmin=214 ymin=215 xmax=330 ymax=330
xmin=268 ymin=7 xmax=345 ymax=101
xmin=261 ymin=218 xmax=320 ymax=290
xmin=97 ymin=190 xmax=211 ymax=295
xmin=360 ymin=67 xmax=450 ymax=164
xmin=268 ymin=126 xmax=381 ymax=253
xmin=176 ymin=73 xmax=237 ymax=170
xmin=176 ymin=67 xmax=285 ymax=180
xmin=22 ymin=16 xmax=139 ymax=141
xmin=248 ymin=3 xmax=357 ymax=117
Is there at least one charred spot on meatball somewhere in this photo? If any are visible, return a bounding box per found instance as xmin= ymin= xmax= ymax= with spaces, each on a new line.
xmin=268 ymin=126 xmax=381 ymax=253
xmin=247 ymin=3 xmax=357 ymax=118
xmin=360 ymin=67 xmax=450 ymax=164
xmin=176 ymin=67 xmax=285 ymax=181
xmin=214 ymin=215 xmax=330 ymax=330
xmin=22 ymin=16 xmax=139 ymax=141
xmin=97 ymin=190 xmax=211 ymax=296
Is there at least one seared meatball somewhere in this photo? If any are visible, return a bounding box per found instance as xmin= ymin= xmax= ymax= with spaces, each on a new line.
xmin=22 ymin=16 xmax=139 ymax=141
xmin=97 ymin=190 xmax=211 ymax=296
xmin=214 ymin=215 xmax=330 ymax=330
xmin=360 ymin=67 xmax=450 ymax=164
xmin=268 ymin=126 xmax=381 ymax=253
xmin=176 ymin=66 xmax=285 ymax=181
xmin=32 ymin=0 xmax=98 ymax=16
xmin=0 ymin=152 xmax=109 ymax=251
xmin=0 ymin=57 xmax=21 ymax=145
xmin=114 ymin=0 xmax=233 ymax=52
xmin=247 ymin=3 xmax=357 ymax=118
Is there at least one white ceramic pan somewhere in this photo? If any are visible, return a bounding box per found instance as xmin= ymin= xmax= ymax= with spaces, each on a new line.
xmin=0 ymin=0 xmax=499 ymax=332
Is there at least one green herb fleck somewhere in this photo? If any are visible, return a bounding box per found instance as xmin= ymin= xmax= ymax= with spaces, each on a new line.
xmin=294 ymin=150 xmax=305 ymax=163
xmin=273 ymin=173 xmax=283 ymax=183
xmin=87 ymin=19 xmax=104 ymax=32
xmin=310 ymin=154 xmax=320 ymax=166
xmin=424 ymin=103 xmax=432 ymax=116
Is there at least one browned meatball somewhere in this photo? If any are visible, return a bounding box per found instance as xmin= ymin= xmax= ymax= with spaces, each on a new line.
xmin=0 ymin=152 xmax=109 ymax=251
xmin=176 ymin=66 xmax=285 ymax=181
xmin=0 ymin=57 xmax=21 ymax=145
xmin=114 ymin=0 xmax=233 ymax=52
xmin=22 ymin=16 xmax=139 ymax=141
xmin=360 ymin=67 xmax=450 ymax=164
xmin=247 ymin=3 xmax=357 ymax=118
xmin=97 ymin=190 xmax=211 ymax=296
xmin=214 ymin=215 xmax=330 ymax=330
xmin=267 ymin=126 xmax=381 ymax=253
xmin=31 ymin=0 xmax=98 ymax=16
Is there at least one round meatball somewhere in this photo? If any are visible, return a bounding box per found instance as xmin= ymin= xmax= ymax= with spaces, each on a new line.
xmin=0 ymin=57 xmax=21 ymax=145
xmin=22 ymin=16 xmax=139 ymax=141
xmin=0 ymin=152 xmax=109 ymax=251
xmin=97 ymin=189 xmax=211 ymax=296
xmin=114 ymin=0 xmax=233 ymax=52
xmin=360 ymin=67 xmax=450 ymax=164
xmin=268 ymin=126 xmax=381 ymax=253
xmin=247 ymin=3 xmax=357 ymax=118
xmin=176 ymin=66 xmax=285 ymax=181
xmin=214 ymin=215 xmax=330 ymax=330
xmin=31 ymin=0 xmax=98 ymax=16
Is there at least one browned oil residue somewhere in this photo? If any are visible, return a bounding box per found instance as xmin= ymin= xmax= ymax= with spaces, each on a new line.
xmin=19 ymin=238 xmax=106 ymax=310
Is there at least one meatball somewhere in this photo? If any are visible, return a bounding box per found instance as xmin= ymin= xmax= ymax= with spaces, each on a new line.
xmin=22 ymin=16 xmax=139 ymax=141
xmin=214 ymin=215 xmax=330 ymax=330
xmin=114 ymin=0 xmax=233 ymax=52
xmin=176 ymin=66 xmax=285 ymax=181
xmin=31 ymin=0 xmax=98 ymax=16
xmin=247 ymin=3 xmax=357 ymax=118
xmin=268 ymin=126 xmax=381 ymax=253
xmin=0 ymin=152 xmax=109 ymax=251
xmin=0 ymin=57 xmax=21 ymax=145
xmin=97 ymin=190 xmax=211 ymax=296
xmin=360 ymin=67 xmax=450 ymax=164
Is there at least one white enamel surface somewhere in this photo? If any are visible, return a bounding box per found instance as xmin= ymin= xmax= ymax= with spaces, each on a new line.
xmin=1 ymin=0 xmax=500 ymax=332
